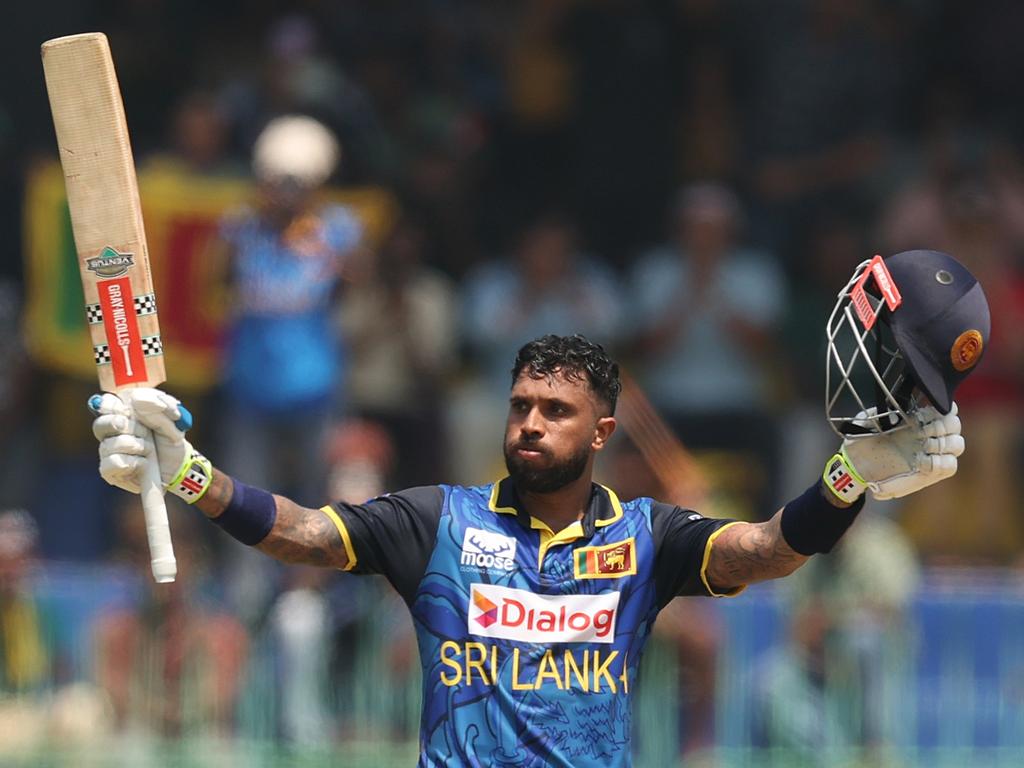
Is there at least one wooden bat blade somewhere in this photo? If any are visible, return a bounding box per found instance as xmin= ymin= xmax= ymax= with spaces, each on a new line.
xmin=42 ymin=32 xmax=174 ymax=583
xmin=41 ymin=32 xmax=165 ymax=392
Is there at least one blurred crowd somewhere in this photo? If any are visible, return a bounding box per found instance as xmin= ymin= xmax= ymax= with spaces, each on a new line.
xmin=1 ymin=0 xmax=1023 ymax=761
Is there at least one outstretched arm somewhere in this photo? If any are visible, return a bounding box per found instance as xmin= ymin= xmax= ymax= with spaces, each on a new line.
xmin=704 ymin=477 xmax=863 ymax=593
xmin=703 ymin=512 xmax=809 ymax=593
xmin=92 ymin=390 xmax=351 ymax=570
xmin=196 ymin=469 xmax=349 ymax=569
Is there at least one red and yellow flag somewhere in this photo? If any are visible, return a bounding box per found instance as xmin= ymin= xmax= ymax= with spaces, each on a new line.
xmin=23 ymin=160 xmax=396 ymax=392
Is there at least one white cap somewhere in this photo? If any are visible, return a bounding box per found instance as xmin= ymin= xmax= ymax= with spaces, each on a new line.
xmin=252 ymin=115 xmax=340 ymax=187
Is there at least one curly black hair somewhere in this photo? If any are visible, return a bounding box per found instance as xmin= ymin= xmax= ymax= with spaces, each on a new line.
xmin=511 ymin=334 xmax=622 ymax=415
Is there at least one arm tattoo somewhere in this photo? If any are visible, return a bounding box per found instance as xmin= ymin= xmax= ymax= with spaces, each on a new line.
xmin=195 ymin=468 xmax=349 ymax=569
xmin=255 ymin=496 xmax=349 ymax=569
xmin=704 ymin=512 xmax=809 ymax=592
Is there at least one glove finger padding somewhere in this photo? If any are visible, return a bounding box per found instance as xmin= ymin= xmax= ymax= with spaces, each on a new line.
xmin=98 ymin=433 xmax=151 ymax=458
xmin=126 ymin=389 xmax=186 ymax=441
xmin=92 ymin=413 xmax=134 ymax=441
xmin=98 ymin=437 xmax=151 ymax=494
xmin=841 ymin=401 xmax=964 ymax=501
xmin=91 ymin=392 xmax=132 ymax=418
xmin=91 ymin=394 xmax=150 ymax=442
xmin=914 ymin=451 xmax=958 ymax=477
xmin=922 ymin=434 xmax=965 ymax=457
xmin=920 ymin=412 xmax=961 ymax=439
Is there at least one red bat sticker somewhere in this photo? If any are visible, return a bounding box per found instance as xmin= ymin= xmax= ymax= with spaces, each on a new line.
xmin=97 ymin=277 xmax=147 ymax=385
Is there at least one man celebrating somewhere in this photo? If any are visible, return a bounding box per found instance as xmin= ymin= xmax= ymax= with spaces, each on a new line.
xmin=92 ymin=250 xmax=987 ymax=767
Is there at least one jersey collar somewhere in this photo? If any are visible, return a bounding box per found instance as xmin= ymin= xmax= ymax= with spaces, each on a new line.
xmin=488 ymin=477 xmax=624 ymax=537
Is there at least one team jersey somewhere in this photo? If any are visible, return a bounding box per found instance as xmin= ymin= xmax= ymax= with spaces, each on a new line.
xmin=328 ymin=478 xmax=742 ymax=767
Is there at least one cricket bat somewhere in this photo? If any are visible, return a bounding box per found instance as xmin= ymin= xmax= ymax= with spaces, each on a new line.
xmin=41 ymin=33 xmax=175 ymax=582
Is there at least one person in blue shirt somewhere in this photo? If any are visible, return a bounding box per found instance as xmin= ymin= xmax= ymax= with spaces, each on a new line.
xmin=219 ymin=115 xmax=363 ymax=506
xmin=91 ymin=325 xmax=968 ymax=766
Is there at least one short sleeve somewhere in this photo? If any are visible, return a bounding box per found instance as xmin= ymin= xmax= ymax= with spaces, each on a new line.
xmin=651 ymin=502 xmax=743 ymax=608
xmin=330 ymin=486 xmax=444 ymax=604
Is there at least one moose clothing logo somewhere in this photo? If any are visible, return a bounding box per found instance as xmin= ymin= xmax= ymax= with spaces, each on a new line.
xmin=460 ymin=527 xmax=517 ymax=572
xmin=468 ymin=584 xmax=620 ymax=644
xmin=574 ymin=538 xmax=636 ymax=580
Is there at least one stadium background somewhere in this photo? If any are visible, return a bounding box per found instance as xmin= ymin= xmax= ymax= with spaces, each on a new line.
xmin=1 ymin=1 xmax=1023 ymax=765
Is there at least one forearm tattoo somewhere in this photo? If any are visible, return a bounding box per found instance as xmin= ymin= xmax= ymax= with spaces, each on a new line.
xmin=196 ymin=469 xmax=348 ymax=569
xmin=704 ymin=512 xmax=809 ymax=592
xmin=255 ymin=496 xmax=349 ymax=569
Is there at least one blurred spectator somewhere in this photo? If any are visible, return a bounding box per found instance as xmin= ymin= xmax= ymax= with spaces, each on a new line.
xmin=337 ymin=219 xmax=457 ymax=487
xmin=0 ymin=281 xmax=37 ymax=511
xmin=738 ymin=0 xmax=899 ymax=257
xmin=751 ymin=513 xmax=919 ymax=758
xmin=462 ymin=211 xmax=624 ymax=389
xmin=219 ymin=115 xmax=362 ymax=506
xmin=880 ymin=132 xmax=1024 ymax=560
xmin=142 ymin=89 xmax=242 ymax=178
xmin=674 ymin=0 xmax=742 ymax=182
xmin=0 ymin=510 xmax=49 ymax=694
xmin=93 ymin=501 xmax=248 ymax=737
xmin=270 ymin=565 xmax=334 ymax=745
xmin=0 ymin=509 xmax=114 ymax=755
xmin=561 ymin=0 xmax=681 ymax=260
xmin=266 ymin=419 xmax=414 ymax=743
xmin=222 ymin=13 xmax=383 ymax=183
xmin=217 ymin=115 xmax=363 ymax=622
xmin=629 ymin=183 xmax=784 ymax=516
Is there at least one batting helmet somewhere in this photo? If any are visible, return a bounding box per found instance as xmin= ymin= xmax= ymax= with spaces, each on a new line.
xmin=825 ymin=249 xmax=990 ymax=436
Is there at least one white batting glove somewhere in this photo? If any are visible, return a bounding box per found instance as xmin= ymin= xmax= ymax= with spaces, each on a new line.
xmin=90 ymin=389 xmax=213 ymax=503
xmin=824 ymin=403 xmax=964 ymax=502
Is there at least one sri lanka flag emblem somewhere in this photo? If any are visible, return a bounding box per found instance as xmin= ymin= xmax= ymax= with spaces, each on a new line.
xmin=574 ymin=538 xmax=637 ymax=580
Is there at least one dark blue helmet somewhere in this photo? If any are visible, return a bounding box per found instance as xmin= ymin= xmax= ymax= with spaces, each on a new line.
xmin=826 ymin=250 xmax=990 ymax=435
xmin=884 ymin=250 xmax=990 ymax=414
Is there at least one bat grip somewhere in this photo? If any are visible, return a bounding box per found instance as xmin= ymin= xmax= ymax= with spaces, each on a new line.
xmin=141 ymin=437 xmax=176 ymax=583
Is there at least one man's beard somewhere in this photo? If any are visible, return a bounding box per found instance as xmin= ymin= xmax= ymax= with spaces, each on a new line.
xmin=503 ymin=441 xmax=591 ymax=493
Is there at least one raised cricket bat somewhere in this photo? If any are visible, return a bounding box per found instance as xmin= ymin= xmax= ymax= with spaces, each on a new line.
xmin=41 ymin=33 xmax=175 ymax=582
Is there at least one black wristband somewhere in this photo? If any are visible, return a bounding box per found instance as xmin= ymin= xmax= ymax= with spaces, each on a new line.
xmin=780 ymin=480 xmax=865 ymax=556
xmin=211 ymin=477 xmax=277 ymax=545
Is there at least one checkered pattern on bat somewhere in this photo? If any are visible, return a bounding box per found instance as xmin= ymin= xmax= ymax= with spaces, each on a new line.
xmin=85 ymin=293 xmax=158 ymax=325
xmin=93 ymin=335 xmax=163 ymax=365
xmin=140 ymin=335 xmax=163 ymax=357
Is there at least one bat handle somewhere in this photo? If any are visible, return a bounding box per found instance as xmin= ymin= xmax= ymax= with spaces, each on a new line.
xmin=141 ymin=437 xmax=176 ymax=583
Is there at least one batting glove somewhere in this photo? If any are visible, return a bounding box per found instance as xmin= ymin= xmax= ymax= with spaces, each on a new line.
xmin=90 ymin=389 xmax=213 ymax=503
xmin=823 ymin=402 xmax=964 ymax=502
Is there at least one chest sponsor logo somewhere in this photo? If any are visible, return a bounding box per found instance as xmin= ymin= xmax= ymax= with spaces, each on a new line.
xmin=460 ymin=527 xmax=517 ymax=572
xmin=469 ymin=583 xmax=619 ymax=644
xmin=574 ymin=537 xmax=636 ymax=580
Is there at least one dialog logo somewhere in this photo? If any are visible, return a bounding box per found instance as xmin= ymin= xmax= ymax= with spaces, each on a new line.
xmin=472 ymin=591 xmax=498 ymax=628
xmin=468 ymin=584 xmax=620 ymax=644
xmin=461 ymin=527 xmax=517 ymax=572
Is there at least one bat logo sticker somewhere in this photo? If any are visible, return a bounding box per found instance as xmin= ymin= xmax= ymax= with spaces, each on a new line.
xmin=86 ymin=246 xmax=135 ymax=278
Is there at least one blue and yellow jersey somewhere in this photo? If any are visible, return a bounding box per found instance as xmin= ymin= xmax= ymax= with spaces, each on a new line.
xmin=330 ymin=478 xmax=741 ymax=767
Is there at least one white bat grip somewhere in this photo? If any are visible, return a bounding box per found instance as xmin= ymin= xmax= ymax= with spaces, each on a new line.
xmin=141 ymin=437 xmax=176 ymax=583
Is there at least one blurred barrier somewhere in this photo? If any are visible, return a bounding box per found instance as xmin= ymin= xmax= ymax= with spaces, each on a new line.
xmin=22 ymin=161 xmax=397 ymax=392
xmin=3 ymin=565 xmax=1024 ymax=766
